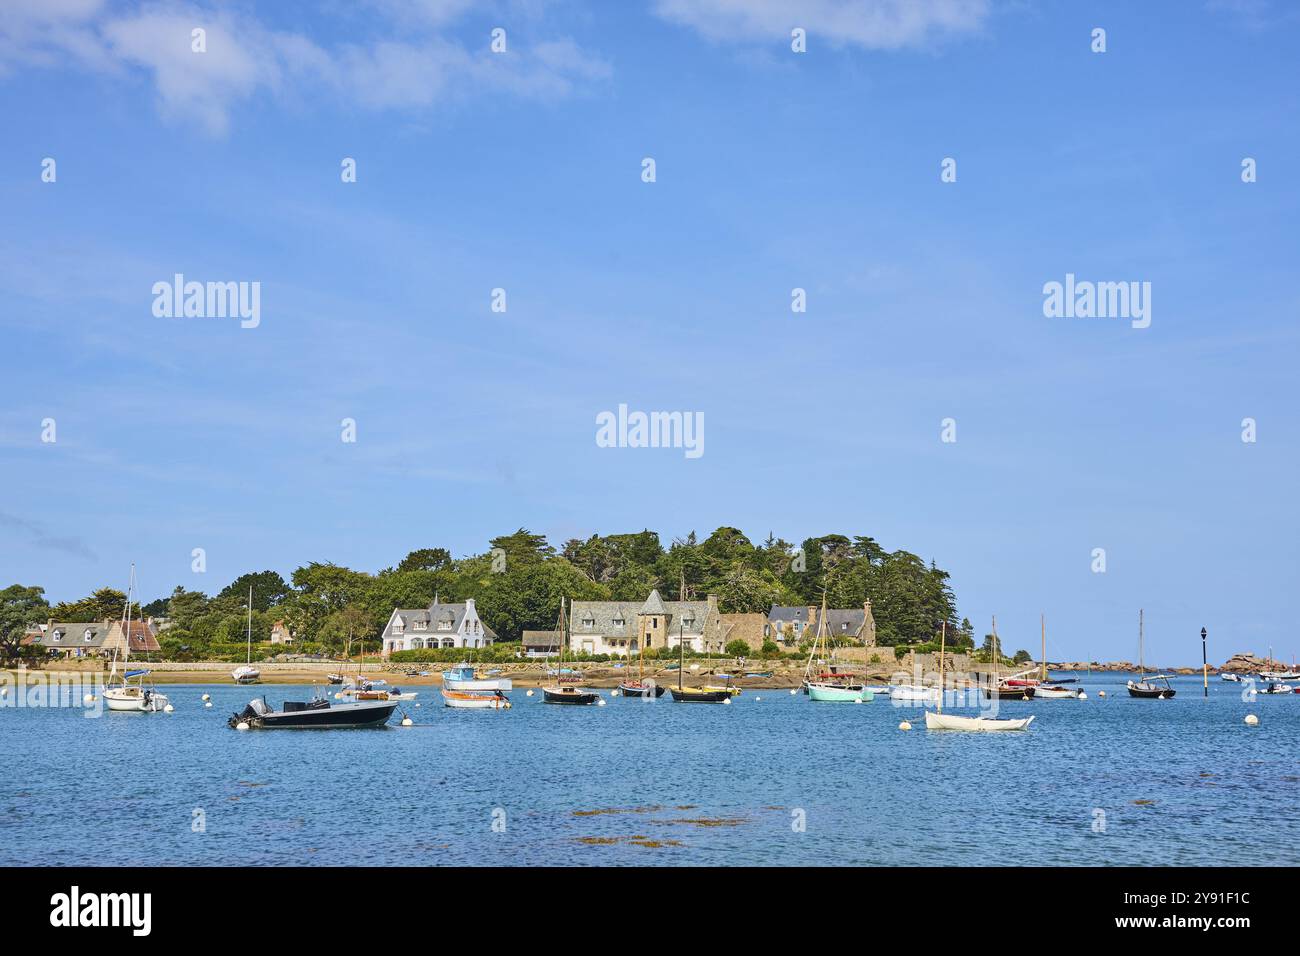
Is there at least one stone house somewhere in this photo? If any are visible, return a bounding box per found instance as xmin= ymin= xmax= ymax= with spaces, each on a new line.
xmin=568 ymin=589 xmax=725 ymax=656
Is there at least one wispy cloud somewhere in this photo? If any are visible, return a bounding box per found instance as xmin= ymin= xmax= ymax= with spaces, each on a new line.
xmin=0 ymin=0 xmax=610 ymax=135
xmin=652 ymin=0 xmax=990 ymax=50
xmin=0 ymin=510 xmax=98 ymax=561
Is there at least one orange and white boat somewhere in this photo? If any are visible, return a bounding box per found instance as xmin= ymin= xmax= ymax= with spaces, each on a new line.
xmin=441 ymin=688 xmax=511 ymax=710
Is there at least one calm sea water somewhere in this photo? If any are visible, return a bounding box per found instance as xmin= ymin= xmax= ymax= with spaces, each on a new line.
xmin=2 ymin=673 xmax=1296 ymax=866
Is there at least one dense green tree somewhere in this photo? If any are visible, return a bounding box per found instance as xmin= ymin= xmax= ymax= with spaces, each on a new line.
xmin=396 ymin=548 xmax=452 ymax=573
xmin=0 ymin=584 xmax=50 ymax=661
xmin=215 ymin=570 xmax=290 ymax=612
xmin=50 ymin=587 xmax=136 ymax=623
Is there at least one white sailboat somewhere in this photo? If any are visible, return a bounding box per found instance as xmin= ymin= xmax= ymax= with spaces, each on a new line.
xmin=1032 ymin=615 xmax=1079 ymax=699
xmin=805 ymin=587 xmax=873 ymax=702
xmin=103 ymin=565 xmax=170 ymax=713
xmin=925 ymin=621 xmax=1034 ymax=732
xmin=231 ymin=585 xmax=261 ymax=684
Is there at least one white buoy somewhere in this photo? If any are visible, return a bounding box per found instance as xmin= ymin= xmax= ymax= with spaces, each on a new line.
xmin=164 ymin=704 xmax=174 ymax=713
xmin=204 ymin=701 xmax=213 ymax=708
xmin=526 ymin=689 xmax=534 ymax=697
xmin=722 ymin=697 xmax=732 ymax=705
xmin=1078 ymin=691 xmax=1088 ymax=700
xmin=1098 ymin=691 xmax=1106 ymax=698
xmin=610 ymin=689 xmax=619 ymax=697
xmin=401 ymin=716 xmax=413 ymax=726
xmin=755 ymin=696 xmax=762 ymax=702
xmin=415 ymin=703 xmax=421 ymax=708
xmin=236 ymin=721 xmax=250 ymax=731
xmin=899 ymin=721 xmax=912 ymax=731
xmin=83 ymin=694 xmax=94 ymax=704
xmin=201 ymin=693 xmax=210 ymax=702
xmin=789 ymin=688 xmax=797 ymax=695
xmin=596 ymin=698 xmax=606 ymax=706
xmin=1245 ymin=714 xmax=1259 ymax=726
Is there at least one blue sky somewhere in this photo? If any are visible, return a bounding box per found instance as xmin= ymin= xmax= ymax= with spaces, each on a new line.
xmin=1 ymin=0 xmax=1297 ymax=665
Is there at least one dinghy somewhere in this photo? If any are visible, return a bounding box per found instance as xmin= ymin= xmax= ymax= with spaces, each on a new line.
xmin=442 ymin=689 xmax=511 ymax=709
xmin=808 ymin=683 xmax=874 ymax=703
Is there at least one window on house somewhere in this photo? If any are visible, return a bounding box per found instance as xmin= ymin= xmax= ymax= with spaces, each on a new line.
xmin=612 ymin=617 xmax=624 ymax=627
xmin=84 ymin=630 xmax=94 ymax=642
xmin=414 ymin=621 xmax=426 ymax=631
xmin=841 ymin=623 xmax=848 ymax=632
xmin=583 ymin=616 xmax=594 ymax=629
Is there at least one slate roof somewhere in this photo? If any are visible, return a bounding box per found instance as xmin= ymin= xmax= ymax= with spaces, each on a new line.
xmin=570 ymin=594 xmax=712 ymax=637
xmin=823 ymin=609 xmax=866 ymax=636
xmin=383 ymin=602 xmax=497 ymax=641
xmin=768 ymin=606 xmax=814 ymax=625
xmin=522 ymin=630 xmax=562 ymax=648
xmin=41 ymin=623 xmax=111 ymax=648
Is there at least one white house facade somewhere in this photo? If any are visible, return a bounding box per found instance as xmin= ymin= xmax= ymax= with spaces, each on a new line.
xmin=380 ymin=598 xmax=497 ymax=657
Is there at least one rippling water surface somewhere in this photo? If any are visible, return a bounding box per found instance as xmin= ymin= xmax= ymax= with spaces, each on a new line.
xmin=2 ymin=672 xmax=1296 ymax=866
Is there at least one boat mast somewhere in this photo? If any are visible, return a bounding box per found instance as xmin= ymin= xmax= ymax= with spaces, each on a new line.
xmin=1138 ymin=609 xmax=1145 ymax=681
xmin=937 ymin=620 xmax=945 ymax=714
xmin=678 ymin=622 xmax=684 ymax=691
xmin=1040 ymin=614 xmax=1046 ymax=683
xmin=246 ymin=584 xmax=253 ymax=667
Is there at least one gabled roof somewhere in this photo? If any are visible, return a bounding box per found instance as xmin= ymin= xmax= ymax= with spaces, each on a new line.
xmin=823 ymin=609 xmax=866 ymax=634
xmin=384 ymin=602 xmax=497 ymax=641
xmin=41 ymin=623 xmax=110 ymax=647
xmin=768 ymin=606 xmax=813 ymax=624
xmin=570 ymin=595 xmax=714 ymax=637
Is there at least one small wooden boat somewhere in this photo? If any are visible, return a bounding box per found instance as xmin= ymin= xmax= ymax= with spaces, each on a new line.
xmin=669 ymin=685 xmax=733 ymax=703
xmin=442 ymin=688 xmax=511 ymax=709
xmin=926 ymin=623 xmax=1034 ymax=731
xmin=228 ymin=694 xmax=396 ymax=729
xmin=1128 ymin=610 xmax=1175 ymax=698
xmin=925 ymin=711 xmax=1034 ymax=732
xmin=807 ymin=682 xmax=874 ymax=703
xmin=984 ymin=684 xmax=1035 ymax=700
xmin=669 ymin=622 xmax=729 ymax=703
xmin=619 ymin=636 xmax=665 ymax=697
xmin=442 ymin=664 xmax=512 ymax=692
xmin=1032 ymin=684 xmax=1078 ymax=699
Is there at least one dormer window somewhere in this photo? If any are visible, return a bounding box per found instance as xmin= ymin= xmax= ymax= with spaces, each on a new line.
xmin=413 ymin=621 xmax=427 ymax=631
xmin=612 ymin=616 xmax=624 ymax=628
xmin=84 ymin=629 xmax=94 ymax=642
xmin=582 ymin=615 xmax=595 ymax=629
xmin=841 ymin=623 xmax=848 ymax=632
xmin=53 ymin=630 xmax=63 ymax=642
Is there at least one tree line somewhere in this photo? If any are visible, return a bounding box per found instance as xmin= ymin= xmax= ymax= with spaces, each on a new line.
xmin=1 ymin=527 xmax=972 ymax=661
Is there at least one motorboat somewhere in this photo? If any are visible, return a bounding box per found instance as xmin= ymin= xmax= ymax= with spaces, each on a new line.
xmin=228 ymin=694 xmax=397 ymax=729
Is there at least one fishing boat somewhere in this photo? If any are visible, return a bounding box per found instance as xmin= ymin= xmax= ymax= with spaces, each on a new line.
xmin=1031 ymin=615 xmax=1079 ymax=699
xmin=228 ymin=693 xmax=396 ymax=729
xmin=1257 ymin=681 xmax=1294 ymax=696
xmin=542 ymin=598 xmax=599 ymax=705
xmin=103 ymin=566 xmax=170 ymax=714
xmin=669 ymin=623 xmax=732 ymax=703
xmin=925 ymin=622 xmax=1034 ymax=732
xmin=1127 ymin=609 xmax=1176 ymax=699
xmin=230 ymin=585 xmax=261 ymax=684
xmin=441 ymin=688 xmax=512 ymax=709
xmin=442 ymin=663 xmax=513 ymax=692
xmin=618 ymin=634 xmax=665 ymax=698
xmin=1260 ymin=650 xmax=1300 ymax=682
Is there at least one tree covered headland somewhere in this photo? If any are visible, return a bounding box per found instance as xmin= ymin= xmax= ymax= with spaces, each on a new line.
xmin=1 ymin=527 xmax=972 ymax=661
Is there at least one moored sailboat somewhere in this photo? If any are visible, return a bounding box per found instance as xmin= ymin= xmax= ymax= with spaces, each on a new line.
xmin=103 ymin=566 xmax=170 ymax=714
xmin=1127 ymin=609 xmax=1176 ymax=699
xmin=925 ymin=622 xmax=1034 ymax=732
xmin=617 ymin=632 xmax=664 ymax=698
xmin=231 ymin=586 xmax=261 ymax=684
xmin=669 ymin=623 xmax=731 ymax=703
xmin=542 ymin=598 xmax=599 ymax=705
xmin=1032 ymin=615 xmax=1079 ymax=699
xmin=804 ymin=589 xmax=871 ymax=703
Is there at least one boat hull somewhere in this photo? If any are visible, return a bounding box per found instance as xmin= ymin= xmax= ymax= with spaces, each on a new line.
xmin=890 ymin=684 xmax=940 ymax=703
xmin=807 ymin=683 xmax=874 ymax=703
xmin=1127 ymin=680 xmax=1175 ymax=699
xmin=103 ymin=689 xmax=169 ymax=712
xmin=442 ymin=689 xmax=511 ymax=709
xmin=232 ymin=699 xmax=397 ymax=729
xmin=925 ymin=711 xmax=1034 ymax=732
xmin=984 ymin=686 xmax=1035 ymax=700
xmin=542 ymin=686 xmax=599 ymax=705
xmin=617 ymin=682 xmax=665 ymax=698
xmin=1031 ymin=686 xmax=1079 ymax=699
xmin=669 ymin=687 xmax=732 ymax=703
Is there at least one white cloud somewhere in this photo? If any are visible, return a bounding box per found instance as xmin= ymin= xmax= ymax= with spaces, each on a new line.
xmin=0 ymin=1 xmax=609 ymax=135
xmin=653 ymin=0 xmax=990 ymax=50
